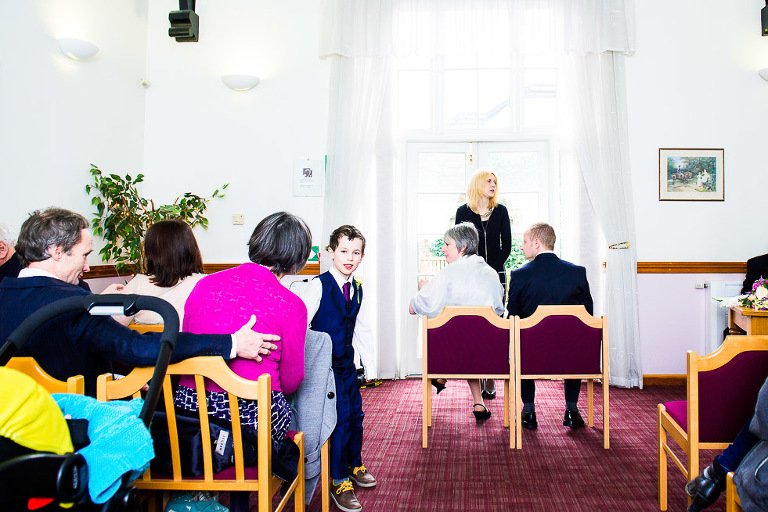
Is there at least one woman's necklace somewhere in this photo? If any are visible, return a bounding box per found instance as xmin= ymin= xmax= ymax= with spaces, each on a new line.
xmin=478 ymin=207 xmax=493 ymax=259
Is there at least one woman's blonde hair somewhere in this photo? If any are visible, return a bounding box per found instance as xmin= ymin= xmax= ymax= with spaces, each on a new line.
xmin=466 ymin=170 xmax=498 ymax=213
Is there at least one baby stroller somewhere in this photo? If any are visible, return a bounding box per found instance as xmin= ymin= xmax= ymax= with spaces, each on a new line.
xmin=0 ymin=294 xmax=179 ymax=512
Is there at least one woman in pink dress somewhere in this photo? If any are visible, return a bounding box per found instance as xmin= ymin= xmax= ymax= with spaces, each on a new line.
xmin=174 ymin=212 xmax=312 ymax=443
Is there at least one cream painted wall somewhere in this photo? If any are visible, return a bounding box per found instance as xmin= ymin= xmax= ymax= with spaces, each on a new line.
xmin=626 ymin=0 xmax=768 ymax=262
xmin=141 ymin=0 xmax=328 ymax=261
xmin=0 ymin=1 xmax=148 ymax=243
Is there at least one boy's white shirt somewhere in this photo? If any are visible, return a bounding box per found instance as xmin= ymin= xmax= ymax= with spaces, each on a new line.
xmin=298 ymin=266 xmax=376 ymax=378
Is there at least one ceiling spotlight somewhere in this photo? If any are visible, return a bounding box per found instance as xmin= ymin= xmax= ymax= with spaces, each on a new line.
xmin=169 ymin=0 xmax=199 ymax=42
xmin=222 ymin=75 xmax=261 ymax=91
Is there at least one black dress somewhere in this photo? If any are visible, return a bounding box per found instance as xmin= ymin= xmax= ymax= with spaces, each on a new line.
xmin=455 ymin=203 xmax=511 ymax=284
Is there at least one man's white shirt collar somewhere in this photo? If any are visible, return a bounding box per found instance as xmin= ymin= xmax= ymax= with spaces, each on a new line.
xmin=18 ymin=268 xmax=60 ymax=280
xmin=329 ymin=265 xmax=354 ymax=289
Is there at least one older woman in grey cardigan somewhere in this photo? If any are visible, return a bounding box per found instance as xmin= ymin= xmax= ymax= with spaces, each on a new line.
xmin=409 ymin=222 xmax=504 ymax=422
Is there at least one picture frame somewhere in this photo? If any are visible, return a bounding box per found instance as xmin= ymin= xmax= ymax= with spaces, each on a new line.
xmin=659 ymin=148 xmax=724 ymax=201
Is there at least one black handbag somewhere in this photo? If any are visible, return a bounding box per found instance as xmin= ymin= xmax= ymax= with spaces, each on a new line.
xmin=149 ymin=410 xmax=298 ymax=483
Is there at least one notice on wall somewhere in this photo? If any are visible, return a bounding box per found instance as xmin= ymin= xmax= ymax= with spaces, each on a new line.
xmin=293 ymin=158 xmax=324 ymax=197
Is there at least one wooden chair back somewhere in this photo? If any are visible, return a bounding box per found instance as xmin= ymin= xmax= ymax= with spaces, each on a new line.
xmin=657 ymin=335 xmax=768 ymax=511
xmin=514 ymin=305 xmax=609 ymax=449
xmin=97 ymin=356 xmax=305 ymax=512
xmin=7 ymin=357 xmax=84 ymax=394
xmin=421 ymin=306 xmax=513 ymax=448
xmin=127 ymin=323 xmax=164 ymax=334
xmin=726 ymin=471 xmax=743 ymax=512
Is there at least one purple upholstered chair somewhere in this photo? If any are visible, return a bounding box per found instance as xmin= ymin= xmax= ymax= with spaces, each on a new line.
xmin=421 ymin=306 xmax=513 ymax=448
xmin=514 ymin=305 xmax=609 ymax=450
xmin=657 ymin=335 xmax=768 ymax=511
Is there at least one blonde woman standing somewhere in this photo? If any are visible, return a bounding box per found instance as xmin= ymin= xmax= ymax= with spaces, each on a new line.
xmin=455 ymin=170 xmax=511 ymax=399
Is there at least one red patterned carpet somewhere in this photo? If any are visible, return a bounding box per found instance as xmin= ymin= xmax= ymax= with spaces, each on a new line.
xmin=303 ymin=378 xmax=724 ymax=512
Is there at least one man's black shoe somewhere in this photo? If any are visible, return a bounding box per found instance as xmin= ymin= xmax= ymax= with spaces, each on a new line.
xmin=522 ymin=411 xmax=538 ymax=430
xmin=685 ymin=462 xmax=726 ymax=512
xmin=481 ymin=389 xmax=496 ymax=400
xmin=563 ymin=409 xmax=585 ymax=429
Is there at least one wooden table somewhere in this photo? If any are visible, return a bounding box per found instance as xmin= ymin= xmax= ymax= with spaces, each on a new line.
xmin=729 ymin=306 xmax=768 ymax=335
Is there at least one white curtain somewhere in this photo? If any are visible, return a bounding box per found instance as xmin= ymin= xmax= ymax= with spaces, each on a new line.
xmin=320 ymin=0 xmax=641 ymax=386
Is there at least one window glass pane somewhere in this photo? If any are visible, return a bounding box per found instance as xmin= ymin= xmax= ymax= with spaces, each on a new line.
xmin=398 ymin=70 xmax=431 ymax=130
xmin=415 ymin=193 xmax=464 ymax=235
xmin=524 ymin=97 xmax=557 ymax=129
xmin=416 ymin=153 xmax=467 ymax=193
xmin=485 ymin=151 xmax=540 ymax=191
xmin=501 ymin=192 xmax=540 ymax=234
xmin=479 ymin=70 xmax=510 ymax=129
xmin=443 ymin=70 xmax=477 ymax=129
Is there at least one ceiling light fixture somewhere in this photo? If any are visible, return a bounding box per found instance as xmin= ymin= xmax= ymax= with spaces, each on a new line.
xmin=58 ymin=38 xmax=99 ymax=61
xmin=221 ymin=74 xmax=261 ymax=91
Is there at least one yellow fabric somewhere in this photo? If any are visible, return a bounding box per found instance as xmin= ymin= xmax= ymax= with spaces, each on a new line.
xmin=0 ymin=367 xmax=73 ymax=454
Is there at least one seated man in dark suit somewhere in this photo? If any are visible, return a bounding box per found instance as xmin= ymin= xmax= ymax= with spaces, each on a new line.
xmin=742 ymin=252 xmax=768 ymax=294
xmin=0 ymin=207 xmax=279 ymax=396
xmin=0 ymin=224 xmax=22 ymax=283
xmin=506 ymin=222 xmax=594 ymax=430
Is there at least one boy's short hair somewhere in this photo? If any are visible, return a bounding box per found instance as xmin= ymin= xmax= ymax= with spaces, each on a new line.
xmin=328 ymin=225 xmax=366 ymax=254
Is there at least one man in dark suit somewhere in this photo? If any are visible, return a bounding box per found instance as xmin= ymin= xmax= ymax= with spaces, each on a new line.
xmin=506 ymin=222 xmax=593 ymax=430
xmin=742 ymin=253 xmax=768 ymax=294
xmin=0 ymin=207 xmax=279 ymax=395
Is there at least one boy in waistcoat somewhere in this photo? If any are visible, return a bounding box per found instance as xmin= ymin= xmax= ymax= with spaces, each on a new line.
xmin=301 ymin=225 xmax=375 ymax=512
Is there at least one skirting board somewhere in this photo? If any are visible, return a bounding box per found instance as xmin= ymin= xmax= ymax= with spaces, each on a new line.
xmin=642 ymin=374 xmax=685 ymax=386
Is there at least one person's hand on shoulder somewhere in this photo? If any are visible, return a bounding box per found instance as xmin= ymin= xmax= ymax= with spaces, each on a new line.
xmin=233 ymin=315 xmax=280 ymax=361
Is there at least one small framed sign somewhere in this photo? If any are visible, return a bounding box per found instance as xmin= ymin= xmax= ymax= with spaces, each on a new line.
xmin=659 ymin=148 xmax=724 ymax=201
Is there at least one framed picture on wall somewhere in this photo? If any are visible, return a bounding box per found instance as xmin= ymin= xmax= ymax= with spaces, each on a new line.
xmin=659 ymin=148 xmax=724 ymax=201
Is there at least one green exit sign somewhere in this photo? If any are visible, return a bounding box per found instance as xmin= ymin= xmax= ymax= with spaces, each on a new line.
xmin=307 ymin=245 xmax=320 ymax=263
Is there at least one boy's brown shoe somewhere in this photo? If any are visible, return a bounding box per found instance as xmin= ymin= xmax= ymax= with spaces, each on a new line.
xmin=330 ymin=480 xmax=362 ymax=512
xmin=350 ymin=465 xmax=377 ymax=488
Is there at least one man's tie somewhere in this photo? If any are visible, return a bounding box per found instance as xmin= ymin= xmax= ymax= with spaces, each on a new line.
xmin=343 ymin=282 xmax=351 ymax=303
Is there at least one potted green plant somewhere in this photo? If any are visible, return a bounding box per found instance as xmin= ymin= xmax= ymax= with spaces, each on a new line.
xmin=85 ymin=164 xmax=227 ymax=273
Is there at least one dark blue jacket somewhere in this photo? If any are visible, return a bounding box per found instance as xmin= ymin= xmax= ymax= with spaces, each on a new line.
xmin=0 ymin=276 xmax=232 ymax=395
xmin=506 ymin=253 xmax=593 ymax=319
xmin=309 ymin=272 xmax=362 ymax=370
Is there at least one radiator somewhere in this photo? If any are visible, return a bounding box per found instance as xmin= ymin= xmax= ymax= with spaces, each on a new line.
xmin=704 ymin=280 xmax=743 ymax=354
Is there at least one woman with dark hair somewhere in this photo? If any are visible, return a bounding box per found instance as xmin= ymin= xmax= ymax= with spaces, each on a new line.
xmin=176 ymin=211 xmax=311 ymax=445
xmin=103 ymin=219 xmax=204 ymax=326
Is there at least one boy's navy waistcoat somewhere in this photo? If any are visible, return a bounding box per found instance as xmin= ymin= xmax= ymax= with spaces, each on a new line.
xmin=310 ymin=271 xmax=362 ymax=370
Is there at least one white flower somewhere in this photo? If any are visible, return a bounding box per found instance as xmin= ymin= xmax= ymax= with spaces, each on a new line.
xmin=756 ymin=286 xmax=768 ymax=300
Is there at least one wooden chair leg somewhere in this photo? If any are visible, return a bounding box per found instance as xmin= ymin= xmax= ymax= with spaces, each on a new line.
xmin=587 ymin=379 xmax=594 ymax=427
xmin=321 ymin=440 xmax=330 ymax=512
xmin=422 ymin=376 xmax=429 ymax=448
xmin=658 ymin=405 xmax=668 ymax=511
xmin=515 ymin=379 xmax=523 ymax=450
xmin=294 ymin=432 xmax=306 ymax=512
xmin=603 ymin=376 xmax=609 ymax=450
xmin=503 ymin=379 xmax=510 ymax=428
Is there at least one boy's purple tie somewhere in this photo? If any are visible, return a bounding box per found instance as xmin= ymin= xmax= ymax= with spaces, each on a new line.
xmin=343 ymin=282 xmax=351 ymax=303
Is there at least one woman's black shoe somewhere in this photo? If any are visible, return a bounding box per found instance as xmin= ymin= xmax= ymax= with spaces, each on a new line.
xmin=481 ymin=389 xmax=496 ymax=400
xmin=473 ymin=404 xmax=491 ymax=423
xmin=431 ymin=379 xmax=446 ymax=394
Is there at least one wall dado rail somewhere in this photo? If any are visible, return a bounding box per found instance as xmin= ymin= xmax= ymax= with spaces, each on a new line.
xmin=84 ymin=261 xmax=744 ymax=280
xmin=637 ymin=262 xmax=745 ymax=274
xmin=84 ymin=262 xmax=321 ymax=279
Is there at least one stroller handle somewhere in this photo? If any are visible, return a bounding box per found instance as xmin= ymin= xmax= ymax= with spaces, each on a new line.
xmin=0 ymin=294 xmax=178 ymax=427
xmin=1 ymin=294 xmax=178 ymax=363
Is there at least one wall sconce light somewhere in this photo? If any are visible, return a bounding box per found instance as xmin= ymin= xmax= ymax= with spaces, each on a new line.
xmin=221 ymin=74 xmax=261 ymax=91
xmin=759 ymin=69 xmax=768 ymax=81
xmin=58 ymin=38 xmax=99 ymax=60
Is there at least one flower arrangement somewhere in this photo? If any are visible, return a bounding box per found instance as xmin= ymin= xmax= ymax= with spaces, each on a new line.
xmin=738 ymin=277 xmax=768 ymax=311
